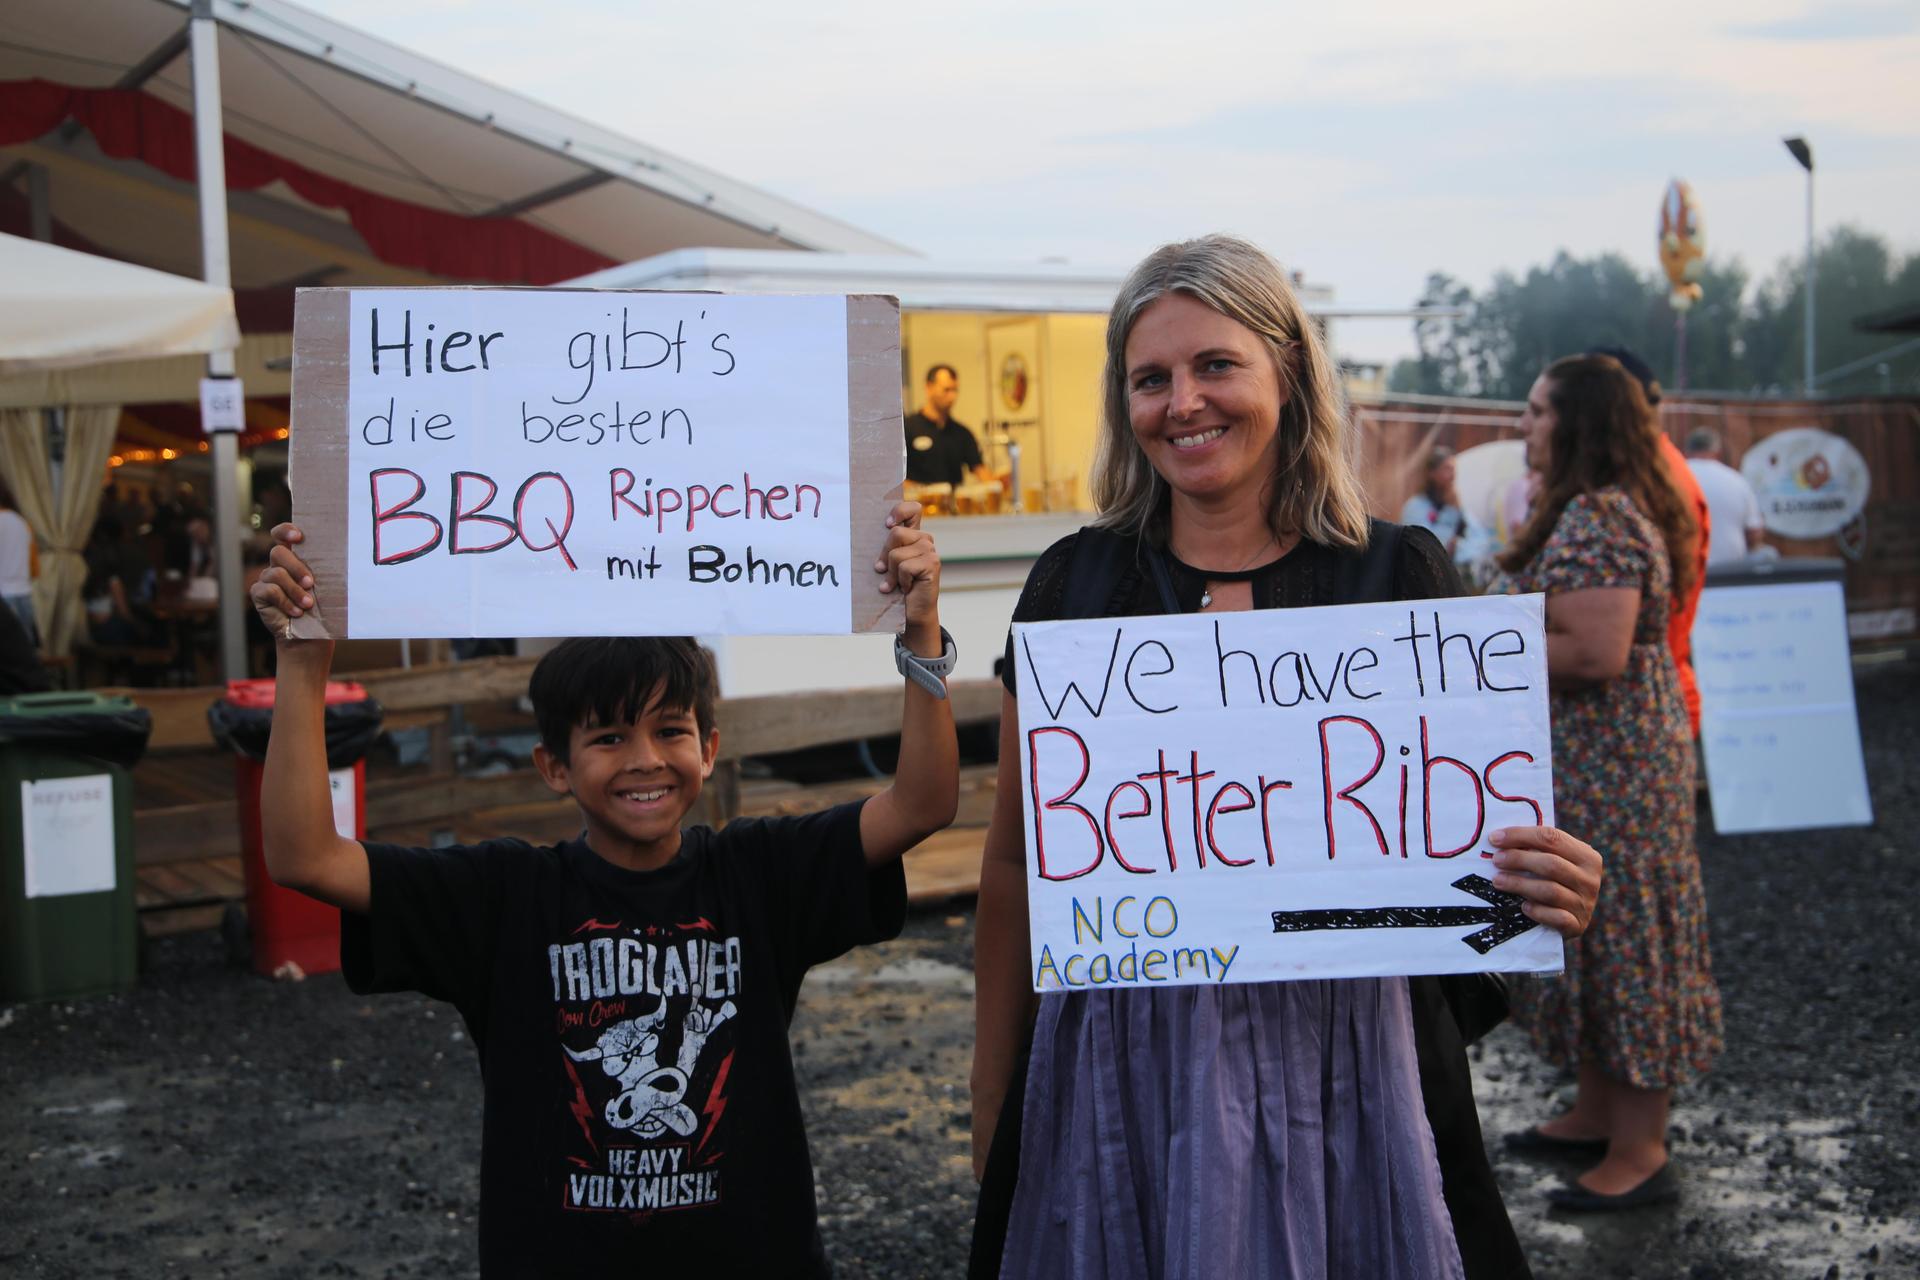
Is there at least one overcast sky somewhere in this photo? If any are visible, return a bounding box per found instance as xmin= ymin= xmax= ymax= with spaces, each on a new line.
xmin=312 ymin=0 xmax=1920 ymax=363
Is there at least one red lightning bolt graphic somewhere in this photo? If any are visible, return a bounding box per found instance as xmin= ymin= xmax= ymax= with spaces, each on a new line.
xmin=695 ymin=1050 xmax=734 ymax=1164
xmin=572 ymin=918 xmax=623 ymax=935
xmin=561 ymin=1056 xmax=598 ymax=1154
xmin=675 ymin=917 xmax=716 ymax=933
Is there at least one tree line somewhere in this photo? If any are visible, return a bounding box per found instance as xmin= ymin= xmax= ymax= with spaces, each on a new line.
xmin=1387 ymin=226 xmax=1920 ymax=401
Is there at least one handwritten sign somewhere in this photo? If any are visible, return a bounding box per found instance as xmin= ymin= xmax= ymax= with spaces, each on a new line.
xmin=1692 ymin=578 xmax=1873 ymax=833
xmin=288 ymin=288 xmax=905 ymax=638
xmin=1014 ymin=596 xmax=1561 ymax=991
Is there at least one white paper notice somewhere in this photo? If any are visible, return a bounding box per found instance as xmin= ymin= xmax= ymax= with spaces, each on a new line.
xmin=327 ymin=767 xmax=358 ymax=840
xmin=1692 ymin=580 xmax=1874 ymax=833
xmin=343 ymin=291 xmax=852 ymax=636
xmin=1014 ymin=595 xmax=1561 ymax=991
xmin=22 ymin=774 xmax=117 ymax=898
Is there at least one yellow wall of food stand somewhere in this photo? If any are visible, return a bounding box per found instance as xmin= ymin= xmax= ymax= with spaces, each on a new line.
xmin=900 ymin=310 xmax=1107 ymax=512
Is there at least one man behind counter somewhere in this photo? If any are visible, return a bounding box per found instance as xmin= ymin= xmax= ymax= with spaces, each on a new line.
xmin=904 ymin=365 xmax=992 ymax=488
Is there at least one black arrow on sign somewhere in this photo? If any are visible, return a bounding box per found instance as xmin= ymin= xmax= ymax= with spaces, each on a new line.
xmin=1269 ymin=874 xmax=1532 ymax=955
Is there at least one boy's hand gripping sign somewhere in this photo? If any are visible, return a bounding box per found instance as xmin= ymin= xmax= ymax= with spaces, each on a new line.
xmin=1015 ymin=595 xmax=1561 ymax=991
xmin=287 ymin=288 xmax=905 ymax=638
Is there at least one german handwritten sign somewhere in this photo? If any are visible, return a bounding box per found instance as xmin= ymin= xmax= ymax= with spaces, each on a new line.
xmin=287 ymin=288 xmax=905 ymax=638
xmin=1014 ymin=595 xmax=1561 ymax=991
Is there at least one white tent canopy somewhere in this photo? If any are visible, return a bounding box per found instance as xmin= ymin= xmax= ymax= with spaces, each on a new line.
xmin=0 ymin=231 xmax=238 ymax=374
xmin=0 ymin=0 xmax=907 ymax=292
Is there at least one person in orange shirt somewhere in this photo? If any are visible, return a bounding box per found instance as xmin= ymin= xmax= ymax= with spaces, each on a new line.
xmin=1591 ymin=347 xmax=1709 ymax=738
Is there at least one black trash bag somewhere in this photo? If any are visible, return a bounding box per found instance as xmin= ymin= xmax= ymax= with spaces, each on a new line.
xmin=207 ymin=697 xmax=385 ymax=769
xmin=0 ymin=704 xmax=153 ymax=770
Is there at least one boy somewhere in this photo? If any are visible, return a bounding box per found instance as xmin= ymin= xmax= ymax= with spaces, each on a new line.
xmin=251 ymin=503 xmax=958 ymax=1276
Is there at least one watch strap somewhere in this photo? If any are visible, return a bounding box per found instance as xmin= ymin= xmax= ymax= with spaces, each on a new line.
xmin=895 ymin=626 xmax=956 ymax=699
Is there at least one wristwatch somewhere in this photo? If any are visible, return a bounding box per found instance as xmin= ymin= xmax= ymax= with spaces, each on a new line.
xmin=894 ymin=626 xmax=957 ymax=699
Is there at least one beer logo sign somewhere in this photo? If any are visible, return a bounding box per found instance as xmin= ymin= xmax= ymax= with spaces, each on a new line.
xmin=1000 ymin=353 xmax=1030 ymax=412
xmin=1741 ymin=427 xmax=1869 ymax=539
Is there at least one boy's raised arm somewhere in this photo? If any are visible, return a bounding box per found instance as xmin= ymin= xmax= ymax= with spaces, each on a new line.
xmin=858 ymin=501 xmax=960 ymax=866
xmin=252 ymin=524 xmax=371 ymax=913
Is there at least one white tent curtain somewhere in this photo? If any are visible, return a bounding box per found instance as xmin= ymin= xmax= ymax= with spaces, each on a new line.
xmin=0 ymin=404 xmax=122 ymax=657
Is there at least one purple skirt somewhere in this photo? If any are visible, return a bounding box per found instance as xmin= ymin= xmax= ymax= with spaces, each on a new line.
xmin=1001 ymin=978 xmax=1464 ymax=1280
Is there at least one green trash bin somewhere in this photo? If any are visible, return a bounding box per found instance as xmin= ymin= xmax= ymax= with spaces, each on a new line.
xmin=0 ymin=691 xmax=152 ymax=1002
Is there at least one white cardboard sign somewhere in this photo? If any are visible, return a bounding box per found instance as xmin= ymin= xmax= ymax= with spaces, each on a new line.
xmin=22 ymin=774 xmax=116 ymax=898
xmin=1014 ymin=595 xmax=1561 ymax=991
xmin=329 ymin=290 xmax=860 ymax=636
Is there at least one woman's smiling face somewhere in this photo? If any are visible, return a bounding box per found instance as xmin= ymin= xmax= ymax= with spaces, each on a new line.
xmin=1124 ymin=292 xmax=1288 ymax=509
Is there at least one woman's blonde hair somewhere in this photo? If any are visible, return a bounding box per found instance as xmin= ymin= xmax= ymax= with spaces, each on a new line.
xmin=1090 ymin=234 xmax=1371 ymax=548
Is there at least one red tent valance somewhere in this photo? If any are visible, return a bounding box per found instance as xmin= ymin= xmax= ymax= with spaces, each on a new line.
xmin=0 ymin=79 xmax=616 ymax=284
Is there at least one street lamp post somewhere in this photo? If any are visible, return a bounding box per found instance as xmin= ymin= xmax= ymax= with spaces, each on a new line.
xmin=1784 ymin=136 xmax=1815 ymax=396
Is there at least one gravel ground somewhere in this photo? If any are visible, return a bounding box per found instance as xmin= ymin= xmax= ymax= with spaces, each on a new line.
xmin=2 ymin=662 xmax=1916 ymax=1279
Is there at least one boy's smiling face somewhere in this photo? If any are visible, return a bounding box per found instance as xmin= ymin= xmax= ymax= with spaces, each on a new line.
xmin=533 ymin=683 xmax=719 ymax=871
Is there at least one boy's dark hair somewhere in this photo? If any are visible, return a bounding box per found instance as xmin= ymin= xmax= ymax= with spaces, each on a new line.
xmin=528 ymin=637 xmax=719 ymax=762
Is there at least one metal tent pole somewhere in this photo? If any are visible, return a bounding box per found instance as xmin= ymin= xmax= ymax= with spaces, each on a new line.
xmin=1784 ymin=137 xmax=1816 ymax=396
xmin=1804 ymin=161 xmax=1816 ymax=396
xmin=190 ymin=0 xmax=248 ymax=681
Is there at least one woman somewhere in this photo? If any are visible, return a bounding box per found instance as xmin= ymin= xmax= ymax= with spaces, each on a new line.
xmin=970 ymin=236 xmax=1604 ymax=1279
xmin=1492 ymin=355 xmax=1722 ymax=1210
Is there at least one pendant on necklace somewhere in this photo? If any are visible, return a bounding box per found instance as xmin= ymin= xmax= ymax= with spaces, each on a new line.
xmin=1200 ymin=588 xmax=1213 ymax=608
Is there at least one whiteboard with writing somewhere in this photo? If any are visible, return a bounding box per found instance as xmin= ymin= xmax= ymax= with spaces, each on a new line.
xmin=1692 ymin=580 xmax=1873 ymax=833
xmin=1014 ymin=595 xmax=1561 ymax=991
xmin=312 ymin=289 xmax=864 ymax=636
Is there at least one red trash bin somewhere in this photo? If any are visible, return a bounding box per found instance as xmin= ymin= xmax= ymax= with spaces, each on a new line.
xmin=218 ymin=679 xmax=377 ymax=977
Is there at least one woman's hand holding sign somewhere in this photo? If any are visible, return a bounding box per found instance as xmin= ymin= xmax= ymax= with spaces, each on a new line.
xmin=1488 ymin=825 xmax=1602 ymax=937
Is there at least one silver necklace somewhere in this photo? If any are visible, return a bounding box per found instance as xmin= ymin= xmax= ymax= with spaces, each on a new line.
xmin=1196 ymin=534 xmax=1279 ymax=609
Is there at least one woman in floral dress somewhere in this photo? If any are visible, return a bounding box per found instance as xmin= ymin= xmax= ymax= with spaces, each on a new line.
xmin=1493 ymin=353 xmax=1723 ymax=1210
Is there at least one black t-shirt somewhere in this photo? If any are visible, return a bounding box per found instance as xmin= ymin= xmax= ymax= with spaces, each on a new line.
xmin=903 ymin=410 xmax=984 ymax=486
xmin=343 ymin=801 xmax=905 ymax=1278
